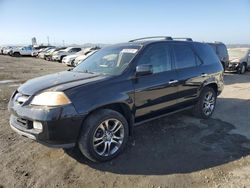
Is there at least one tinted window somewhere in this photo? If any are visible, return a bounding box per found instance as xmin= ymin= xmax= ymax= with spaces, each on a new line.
xmin=72 ymin=48 xmax=81 ymax=52
xmin=208 ymin=44 xmax=217 ymax=52
xmin=193 ymin=43 xmax=220 ymax=65
xmin=173 ymin=44 xmax=196 ymax=69
xmin=137 ymin=43 xmax=172 ymax=73
xmin=217 ymin=44 xmax=228 ymax=57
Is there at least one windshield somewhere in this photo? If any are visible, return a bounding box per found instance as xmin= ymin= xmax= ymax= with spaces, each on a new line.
xmin=228 ymin=48 xmax=249 ymax=58
xmin=73 ymin=45 xmax=141 ymax=75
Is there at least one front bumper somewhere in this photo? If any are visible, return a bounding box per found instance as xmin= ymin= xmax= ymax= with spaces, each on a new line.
xmin=62 ymin=58 xmax=74 ymax=66
xmin=226 ymin=63 xmax=239 ymax=71
xmin=8 ymin=93 xmax=86 ymax=148
xmin=52 ymin=55 xmax=60 ymax=61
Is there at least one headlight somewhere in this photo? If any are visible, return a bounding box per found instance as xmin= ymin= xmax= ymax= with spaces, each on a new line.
xmin=31 ymin=92 xmax=71 ymax=106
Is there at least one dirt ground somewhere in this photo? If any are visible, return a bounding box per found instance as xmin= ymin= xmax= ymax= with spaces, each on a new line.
xmin=0 ymin=55 xmax=250 ymax=188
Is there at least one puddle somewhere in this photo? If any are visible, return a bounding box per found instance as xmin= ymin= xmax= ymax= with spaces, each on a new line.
xmin=0 ymin=80 xmax=19 ymax=84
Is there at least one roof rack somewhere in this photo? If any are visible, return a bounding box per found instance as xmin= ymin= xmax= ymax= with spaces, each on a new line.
xmin=129 ymin=36 xmax=193 ymax=42
xmin=214 ymin=41 xmax=223 ymax=44
xmin=129 ymin=36 xmax=173 ymax=42
xmin=172 ymin=38 xmax=193 ymax=41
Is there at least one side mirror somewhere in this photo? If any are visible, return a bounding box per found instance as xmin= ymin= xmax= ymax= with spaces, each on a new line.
xmin=136 ymin=64 xmax=153 ymax=76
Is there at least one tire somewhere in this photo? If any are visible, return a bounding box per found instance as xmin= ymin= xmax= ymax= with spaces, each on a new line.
xmin=193 ymin=87 xmax=217 ymax=119
xmin=238 ymin=63 xmax=246 ymax=74
xmin=59 ymin=56 xmax=66 ymax=63
xmin=13 ymin=52 xmax=21 ymax=57
xmin=78 ymin=109 xmax=129 ymax=162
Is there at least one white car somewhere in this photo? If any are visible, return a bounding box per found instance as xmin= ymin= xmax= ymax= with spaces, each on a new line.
xmin=52 ymin=47 xmax=82 ymax=62
xmin=62 ymin=48 xmax=93 ymax=66
xmin=11 ymin=46 xmax=33 ymax=57
xmin=73 ymin=50 xmax=97 ymax=66
xmin=3 ymin=46 xmax=15 ymax=55
xmin=38 ymin=47 xmax=56 ymax=59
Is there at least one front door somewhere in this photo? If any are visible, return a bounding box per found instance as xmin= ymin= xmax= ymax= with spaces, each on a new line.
xmin=133 ymin=43 xmax=179 ymax=122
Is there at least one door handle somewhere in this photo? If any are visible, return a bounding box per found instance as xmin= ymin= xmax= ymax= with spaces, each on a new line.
xmin=201 ymin=73 xmax=208 ymax=77
xmin=168 ymin=80 xmax=178 ymax=84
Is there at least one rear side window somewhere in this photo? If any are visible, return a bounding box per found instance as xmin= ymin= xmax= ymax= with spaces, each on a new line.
xmin=172 ymin=44 xmax=196 ymax=69
xmin=193 ymin=43 xmax=220 ymax=65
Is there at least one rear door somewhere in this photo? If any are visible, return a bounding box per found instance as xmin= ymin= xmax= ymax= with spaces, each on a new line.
xmin=172 ymin=43 xmax=205 ymax=106
xmin=133 ymin=43 xmax=179 ymax=122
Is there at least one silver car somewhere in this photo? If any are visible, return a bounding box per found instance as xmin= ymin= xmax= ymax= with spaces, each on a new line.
xmin=227 ymin=48 xmax=250 ymax=74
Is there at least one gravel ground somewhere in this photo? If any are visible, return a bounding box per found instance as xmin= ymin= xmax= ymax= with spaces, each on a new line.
xmin=0 ymin=55 xmax=250 ymax=188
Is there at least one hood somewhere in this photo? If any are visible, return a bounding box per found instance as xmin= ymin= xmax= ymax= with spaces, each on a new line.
xmin=229 ymin=57 xmax=240 ymax=62
xmin=18 ymin=71 xmax=106 ymax=96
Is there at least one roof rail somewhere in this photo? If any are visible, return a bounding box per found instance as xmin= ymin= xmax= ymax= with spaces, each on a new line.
xmin=172 ymin=38 xmax=193 ymax=41
xmin=129 ymin=36 xmax=173 ymax=42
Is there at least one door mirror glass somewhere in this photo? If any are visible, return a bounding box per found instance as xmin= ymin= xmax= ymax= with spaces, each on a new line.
xmin=136 ymin=64 xmax=153 ymax=76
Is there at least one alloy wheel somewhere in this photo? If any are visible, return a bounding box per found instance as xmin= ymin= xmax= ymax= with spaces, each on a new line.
xmin=93 ymin=119 xmax=125 ymax=157
xmin=203 ymin=91 xmax=215 ymax=116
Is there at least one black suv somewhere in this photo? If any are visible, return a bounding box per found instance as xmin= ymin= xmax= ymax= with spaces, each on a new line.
xmin=8 ymin=36 xmax=224 ymax=162
xmin=207 ymin=42 xmax=229 ymax=70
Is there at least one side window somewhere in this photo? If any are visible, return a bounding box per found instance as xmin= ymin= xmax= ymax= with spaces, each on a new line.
xmin=173 ymin=44 xmax=196 ymax=69
xmin=217 ymin=44 xmax=228 ymax=57
xmin=193 ymin=43 xmax=220 ymax=65
xmin=136 ymin=43 xmax=172 ymax=73
xmin=73 ymin=48 xmax=81 ymax=52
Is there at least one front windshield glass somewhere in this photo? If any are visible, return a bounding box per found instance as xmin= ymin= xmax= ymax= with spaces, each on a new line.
xmin=228 ymin=48 xmax=248 ymax=58
xmin=73 ymin=45 xmax=141 ymax=75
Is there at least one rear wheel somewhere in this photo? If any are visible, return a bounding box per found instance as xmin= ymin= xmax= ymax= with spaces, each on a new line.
xmin=78 ymin=109 xmax=129 ymax=162
xmin=193 ymin=87 xmax=217 ymax=119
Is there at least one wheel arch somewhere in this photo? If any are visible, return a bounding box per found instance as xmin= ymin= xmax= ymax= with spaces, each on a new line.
xmin=80 ymin=102 xmax=134 ymax=137
xmin=204 ymin=82 xmax=218 ymax=95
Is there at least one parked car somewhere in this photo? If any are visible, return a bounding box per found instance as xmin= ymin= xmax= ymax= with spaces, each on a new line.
xmin=52 ymin=47 xmax=82 ymax=62
xmin=31 ymin=46 xmax=55 ymax=57
xmin=62 ymin=48 xmax=96 ymax=66
xmin=0 ymin=47 xmax=5 ymax=54
xmin=3 ymin=46 xmax=15 ymax=55
xmin=73 ymin=50 xmax=98 ymax=66
xmin=8 ymin=36 xmax=224 ymax=162
xmin=227 ymin=48 xmax=250 ymax=74
xmin=11 ymin=46 xmax=33 ymax=57
xmin=207 ymin=42 xmax=229 ymax=70
xmin=44 ymin=47 xmax=67 ymax=61
xmin=38 ymin=47 xmax=56 ymax=59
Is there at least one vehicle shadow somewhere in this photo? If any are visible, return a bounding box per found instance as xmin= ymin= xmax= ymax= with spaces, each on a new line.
xmin=224 ymin=71 xmax=250 ymax=85
xmin=65 ymin=99 xmax=250 ymax=175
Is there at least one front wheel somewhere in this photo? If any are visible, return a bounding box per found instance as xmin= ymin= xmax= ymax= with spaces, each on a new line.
xmin=13 ymin=52 xmax=21 ymax=57
xmin=193 ymin=87 xmax=217 ymax=119
xmin=78 ymin=109 xmax=129 ymax=162
xmin=238 ymin=63 xmax=246 ymax=74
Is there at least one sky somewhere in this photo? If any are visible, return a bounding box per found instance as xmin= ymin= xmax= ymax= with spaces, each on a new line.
xmin=0 ymin=0 xmax=249 ymax=46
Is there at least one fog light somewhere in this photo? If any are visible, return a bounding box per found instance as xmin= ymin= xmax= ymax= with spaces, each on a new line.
xmin=33 ymin=121 xmax=43 ymax=131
